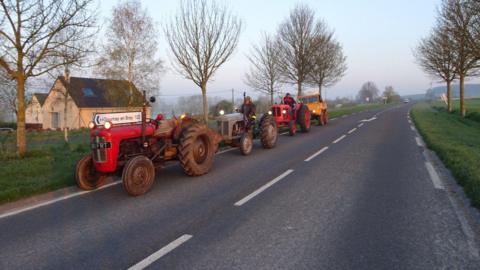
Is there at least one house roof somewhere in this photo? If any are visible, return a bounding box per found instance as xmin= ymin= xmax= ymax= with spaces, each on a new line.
xmin=33 ymin=93 xmax=48 ymax=106
xmin=56 ymin=76 xmax=145 ymax=108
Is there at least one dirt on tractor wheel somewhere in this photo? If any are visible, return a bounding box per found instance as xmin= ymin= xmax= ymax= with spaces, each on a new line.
xmin=178 ymin=124 xmax=216 ymax=176
xmin=75 ymin=155 xmax=108 ymax=190
xmin=260 ymin=114 xmax=278 ymax=149
xmin=122 ymin=156 xmax=155 ymax=196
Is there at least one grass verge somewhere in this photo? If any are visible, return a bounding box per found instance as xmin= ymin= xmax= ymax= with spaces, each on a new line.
xmin=0 ymin=131 xmax=90 ymax=204
xmin=411 ymin=102 xmax=480 ymax=207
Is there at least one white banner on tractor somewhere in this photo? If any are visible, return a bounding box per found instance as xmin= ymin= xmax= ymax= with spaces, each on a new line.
xmin=94 ymin=111 xmax=142 ymax=125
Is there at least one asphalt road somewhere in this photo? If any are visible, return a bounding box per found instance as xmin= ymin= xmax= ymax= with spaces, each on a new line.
xmin=1 ymin=104 xmax=480 ymax=269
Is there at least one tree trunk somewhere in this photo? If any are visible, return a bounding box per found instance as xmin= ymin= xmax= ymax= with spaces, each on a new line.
xmin=297 ymin=81 xmax=302 ymax=97
xmin=128 ymin=60 xmax=134 ymax=106
xmin=447 ymin=80 xmax=452 ymax=113
xmin=16 ymin=76 xmax=27 ymax=157
xmin=201 ymin=83 xmax=208 ymax=124
xmin=459 ymin=75 xmax=466 ymax=117
xmin=318 ymin=83 xmax=323 ymax=100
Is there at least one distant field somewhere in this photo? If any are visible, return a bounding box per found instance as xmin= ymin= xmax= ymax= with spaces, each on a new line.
xmin=328 ymin=103 xmax=390 ymax=119
xmin=411 ymin=100 xmax=480 ymax=208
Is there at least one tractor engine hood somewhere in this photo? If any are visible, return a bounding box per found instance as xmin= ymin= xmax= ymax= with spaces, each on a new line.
xmin=216 ymin=113 xmax=244 ymax=122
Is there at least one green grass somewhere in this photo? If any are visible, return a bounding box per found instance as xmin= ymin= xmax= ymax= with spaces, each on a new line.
xmin=328 ymin=102 xmax=391 ymax=119
xmin=411 ymin=101 xmax=480 ymax=207
xmin=0 ymin=130 xmax=90 ymax=204
xmin=431 ymin=98 xmax=480 ymax=123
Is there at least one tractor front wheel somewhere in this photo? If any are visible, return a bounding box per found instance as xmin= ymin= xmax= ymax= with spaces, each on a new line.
xmin=240 ymin=133 xmax=253 ymax=155
xmin=178 ymin=124 xmax=215 ymax=176
xmin=75 ymin=155 xmax=107 ymax=190
xmin=297 ymin=104 xmax=311 ymax=132
xmin=260 ymin=114 xmax=278 ymax=149
xmin=122 ymin=156 xmax=155 ymax=196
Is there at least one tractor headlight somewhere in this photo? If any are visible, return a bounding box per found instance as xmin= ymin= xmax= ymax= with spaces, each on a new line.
xmin=268 ymin=110 xmax=272 ymax=115
xmin=104 ymin=121 xmax=112 ymax=130
xmin=282 ymin=109 xmax=287 ymax=114
xmin=219 ymin=110 xmax=225 ymax=115
xmin=180 ymin=114 xmax=186 ymax=119
xmin=313 ymin=109 xmax=316 ymax=113
xmin=88 ymin=121 xmax=95 ymax=129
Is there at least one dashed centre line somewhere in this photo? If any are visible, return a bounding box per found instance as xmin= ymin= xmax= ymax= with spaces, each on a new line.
xmin=358 ymin=123 xmax=364 ymax=128
xmin=128 ymin=234 xmax=193 ymax=270
xmin=333 ymin=135 xmax=347 ymax=144
xmin=234 ymin=169 xmax=294 ymax=206
xmin=348 ymin=128 xmax=357 ymax=134
xmin=304 ymin=147 xmax=328 ymax=162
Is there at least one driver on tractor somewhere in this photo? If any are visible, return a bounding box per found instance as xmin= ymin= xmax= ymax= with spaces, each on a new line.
xmin=283 ymin=93 xmax=296 ymax=116
xmin=240 ymin=96 xmax=256 ymax=129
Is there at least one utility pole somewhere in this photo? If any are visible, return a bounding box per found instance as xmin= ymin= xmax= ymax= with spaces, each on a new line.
xmin=231 ymin=88 xmax=234 ymax=112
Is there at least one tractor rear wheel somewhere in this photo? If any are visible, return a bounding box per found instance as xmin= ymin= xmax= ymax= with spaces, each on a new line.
xmin=260 ymin=114 xmax=278 ymax=149
xmin=288 ymin=120 xmax=296 ymax=136
xmin=240 ymin=132 xmax=253 ymax=155
xmin=297 ymin=104 xmax=311 ymax=132
xmin=178 ymin=124 xmax=215 ymax=176
xmin=122 ymin=156 xmax=155 ymax=196
xmin=75 ymin=155 xmax=107 ymax=190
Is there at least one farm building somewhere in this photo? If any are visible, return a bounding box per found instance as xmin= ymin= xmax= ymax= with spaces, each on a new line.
xmin=37 ymin=76 xmax=149 ymax=130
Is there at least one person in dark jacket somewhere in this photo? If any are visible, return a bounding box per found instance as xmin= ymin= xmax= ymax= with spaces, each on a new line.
xmin=283 ymin=93 xmax=296 ymax=116
xmin=240 ymin=96 xmax=256 ymax=128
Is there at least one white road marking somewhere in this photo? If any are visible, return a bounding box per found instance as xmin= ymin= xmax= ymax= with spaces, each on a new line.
xmin=0 ymin=181 xmax=122 ymax=219
xmin=358 ymin=123 xmax=364 ymax=128
xmin=217 ymin=147 xmax=236 ymax=154
xmin=342 ymin=115 xmax=347 ymax=118
xmin=359 ymin=116 xmax=377 ymax=122
xmin=348 ymin=128 xmax=357 ymax=134
xmin=128 ymin=234 xmax=193 ymax=270
xmin=330 ymin=118 xmax=336 ymax=121
xmin=280 ymin=132 xmax=289 ymax=136
xmin=410 ymin=126 xmax=416 ymax=132
xmin=415 ymin=137 xmax=424 ymax=147
xmin=234 ymin=169 xmax=294 ymax=206
xmin=424 ymin=162 xmax=444 ymax=190
xmin=333 ymin=135 xmax=346 ymax=144
xmin=304 ymin=147 xmax=328 ymax=162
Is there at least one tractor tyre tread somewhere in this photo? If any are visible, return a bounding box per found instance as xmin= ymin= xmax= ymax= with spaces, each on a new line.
xmin=178 ymin=124 xmax=215 ymax=176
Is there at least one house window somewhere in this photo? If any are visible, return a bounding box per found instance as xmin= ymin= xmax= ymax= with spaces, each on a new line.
xmin=82 ymin=87 xmax=95 ymax=97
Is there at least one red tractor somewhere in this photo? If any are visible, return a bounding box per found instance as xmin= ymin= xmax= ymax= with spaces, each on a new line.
xmin=269 ymin=103 xmax=311 ymax=136
xmin=75 ymin=94 xmax=220 ymax=196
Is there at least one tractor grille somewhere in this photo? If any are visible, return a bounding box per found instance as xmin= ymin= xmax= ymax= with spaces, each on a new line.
xmin=92 ymin=136 xmax=108 ymax=163
xmin=273 ymin=107 xmax=281 ymax=117
xmin=217 ymin=120 xmax=229 ymax=136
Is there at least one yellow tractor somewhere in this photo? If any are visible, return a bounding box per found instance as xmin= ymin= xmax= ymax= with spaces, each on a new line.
xmin=298 ymin=94 xmax=328 ymax=126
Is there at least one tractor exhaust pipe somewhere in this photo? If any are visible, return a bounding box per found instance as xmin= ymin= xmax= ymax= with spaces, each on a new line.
xmin=142 ymin=90 xmax=147 ymax=147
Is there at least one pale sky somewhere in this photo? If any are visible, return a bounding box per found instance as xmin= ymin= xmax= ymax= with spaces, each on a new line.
xmin=98 ymin=0 xmax=444 ymax=100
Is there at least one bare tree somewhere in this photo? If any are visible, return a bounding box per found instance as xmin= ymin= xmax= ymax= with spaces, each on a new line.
xmin=277 ymin=4 xmax=324 ymax=97
xmin=0 ymin=0 xmax=96 ymax=156
xmin=165 ymin=0 xmax=242 ymax=123
xmin=97 ymin=0 xmax=163 ymax=99
xmin=415 ymin=26 xmax=456 ymax=112
xmin=245 ymin=34 xmax=282 ymax=106
xmin=357 ymin=81 xmax=379 ymax=102
xmin=307 ymin=36 xmax=347 ymax=100
xmin=382 ymin=86 xmax=401 ymax=103
xmin=441 ymin=0 xmax=480 ymax=117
